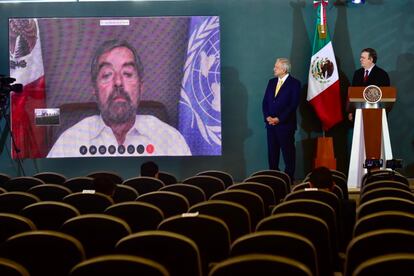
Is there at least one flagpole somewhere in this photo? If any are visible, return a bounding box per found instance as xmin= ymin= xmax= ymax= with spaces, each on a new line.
xmin=309 ymin=0 xmax=338 ymax=169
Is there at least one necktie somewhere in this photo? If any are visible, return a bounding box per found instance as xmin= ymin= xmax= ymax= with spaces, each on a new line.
xmin=363 ymin=70 xmax=369 ymax=83
xmin=274 ymin=79 xmax=283 ymax=97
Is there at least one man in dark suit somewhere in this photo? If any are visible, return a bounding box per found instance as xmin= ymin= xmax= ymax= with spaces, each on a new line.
xmin=352 ymin=48 xmax=390 ymax=87
xmin=348 ymin=48 xmax=390 ymax=121
xmin=262 ymin=58 xmax=301 ymax=181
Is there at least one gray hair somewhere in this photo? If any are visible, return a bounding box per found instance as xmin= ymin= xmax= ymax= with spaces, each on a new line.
xmin=91 ymin=40 xmax=144 ymax=87
xmin=276 ymin=58 xmax=291 ymax=73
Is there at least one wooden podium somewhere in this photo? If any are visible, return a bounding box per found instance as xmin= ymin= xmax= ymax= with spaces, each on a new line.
xmin=347 ymin=86 xmax=397 ymax=188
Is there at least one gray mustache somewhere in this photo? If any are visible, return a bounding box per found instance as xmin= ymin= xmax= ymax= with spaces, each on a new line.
xmin=108 ymin=87 xmax=132 ymax=104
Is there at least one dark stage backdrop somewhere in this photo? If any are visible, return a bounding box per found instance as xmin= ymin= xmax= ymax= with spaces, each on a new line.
xmin=1 ymin=0 xmax=413 ymax=182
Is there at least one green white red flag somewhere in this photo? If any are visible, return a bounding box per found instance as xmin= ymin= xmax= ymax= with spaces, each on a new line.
xmin=10 ymin=18 xmax=47 ymax=158
xmin=307 ymin=0 xmax=343 ymax=130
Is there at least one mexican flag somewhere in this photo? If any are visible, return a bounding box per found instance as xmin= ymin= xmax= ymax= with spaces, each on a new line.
xmin=307 ymin=0 xmax=343 ymax=131
xmin=9 ymin=18 xmax=47 ymax=158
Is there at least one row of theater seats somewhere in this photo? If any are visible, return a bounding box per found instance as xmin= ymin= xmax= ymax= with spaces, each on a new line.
xmin=343 ymin=170 xmax=414 ymax=276
xmin=0 ymin=169 xmax=412 ymax=275
xmin=0 ymin=169 xmax=291 ymax=276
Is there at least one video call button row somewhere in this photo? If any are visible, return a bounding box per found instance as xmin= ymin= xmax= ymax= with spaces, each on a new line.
xmin=79 ymin=144 xmax=155 ymax=155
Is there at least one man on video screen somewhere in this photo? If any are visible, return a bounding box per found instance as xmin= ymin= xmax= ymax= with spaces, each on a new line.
xmin=47 ymin=40 xmax=191 ymax=157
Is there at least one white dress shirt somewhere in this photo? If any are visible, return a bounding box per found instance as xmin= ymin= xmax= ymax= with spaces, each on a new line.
xmin=365 ymin=64 xmax=375 ymax=76
xmin=47 ymin=115 xmax=191 ymax=157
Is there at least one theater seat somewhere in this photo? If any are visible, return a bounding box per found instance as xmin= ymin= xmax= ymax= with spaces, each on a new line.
xmin=63 ymin=177 xmax=94 ymax=193
xmin=160 ymin=184 xmax=206 ymax=206
xmin=189 ymin=200 xmax=251 ymax=242
xmin=0 ymin=173 xmax=11 ymax=188
xmin=250 ymin=169 xmax=291 ymax=187
xmin=158 ymin=171 xmax=178 ymax=185
xmin=353 ymin=253 xmax=414 ymax=276
xmin=210 ymin=189 xmax=264 ymax=229
xmin=0 ymin=213 xmax=36 ymax=243
xmin=0 ymin=192 xmax=40 ymax=214
xmin=63 ymin=192 xmax=114 ymax=214
xmin=61 ymin=214 xmax=131 ymax=258
xmin=244 ymin=175 xmax=288 ymax=203
xmin=105 ymin=202 xmax=164 ymax=232
xmin=33 ymin=172 xmax=66 ymax=185
xmin=136 ymin=191 xmax=188 ymax=218
xmin=183 ymin=175 xmax=225 ymax=199
xmin=87 ymin=171 xmax=123 ymax=184
xmin=0 ymin=257 xmax=30 ymax=276
xmin=123 ymin=177 xmax=164 ymax=195
xmin=112 ymin=184 xmax=139 ymax=203
xmin=21 ymin=201 xmax=80 ymax=230
xmin=257 ymin=213 xmax=333 ymax=276
xmin=0 ymin=230 xmax=85 ymax=276
xmin=27 ymin=184 xmax=72 ymax=201
xmin=4 ymin=177 xmax=45 ymax=192
xmin=345 ymin=229 xmax=414 ymax=276
xmin=230 ymin=232 xmax=317 ymax=276
xmin=196 ymin=170 xmax=234 ymax=188
xmin=227 ymin=183 xmax=276 ymax=215
xmin=70 ymin=254 xmax=169 ymax=276
xmin=158 ymin=214 xmax=230 ymax=276
xmin=116 ymin=230 xmax=202 ymax=276
xmin=209 ymin=254 xmax=312 ymax=276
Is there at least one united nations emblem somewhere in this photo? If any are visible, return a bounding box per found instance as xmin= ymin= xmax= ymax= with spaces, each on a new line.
xmin=311 ymin=56 xmax=335 ymax=84
xmin=363 ymin=85 xmax=382 ymax=104
xmin=180 ymin=16 xmax=221 ymax=148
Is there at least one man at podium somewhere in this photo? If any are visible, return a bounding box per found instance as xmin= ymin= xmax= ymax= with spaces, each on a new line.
xmin=346 ymin=48 xmax=395 ymax=189
xmin=348 ymin=48 xmax=390 ymax=122
xmin=352 ymin=48 xmax=390 ymax=87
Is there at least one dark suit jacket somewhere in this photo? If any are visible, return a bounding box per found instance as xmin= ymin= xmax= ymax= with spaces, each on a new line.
xmin=262 ymin=75 xmax=301 ymax=131
xmin=352 ymin=65 xmax=390 ymax=86
xmin=347 ymin=65 xmax=391 ymax=116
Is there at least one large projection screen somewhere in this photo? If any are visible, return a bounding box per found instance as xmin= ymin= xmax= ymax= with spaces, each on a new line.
xmin=9 ymin=16 xmax=221 ymax=158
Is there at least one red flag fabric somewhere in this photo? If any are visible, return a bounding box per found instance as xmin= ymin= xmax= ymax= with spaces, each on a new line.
xmin=9 ymin=19 xmax=47 ymax=158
